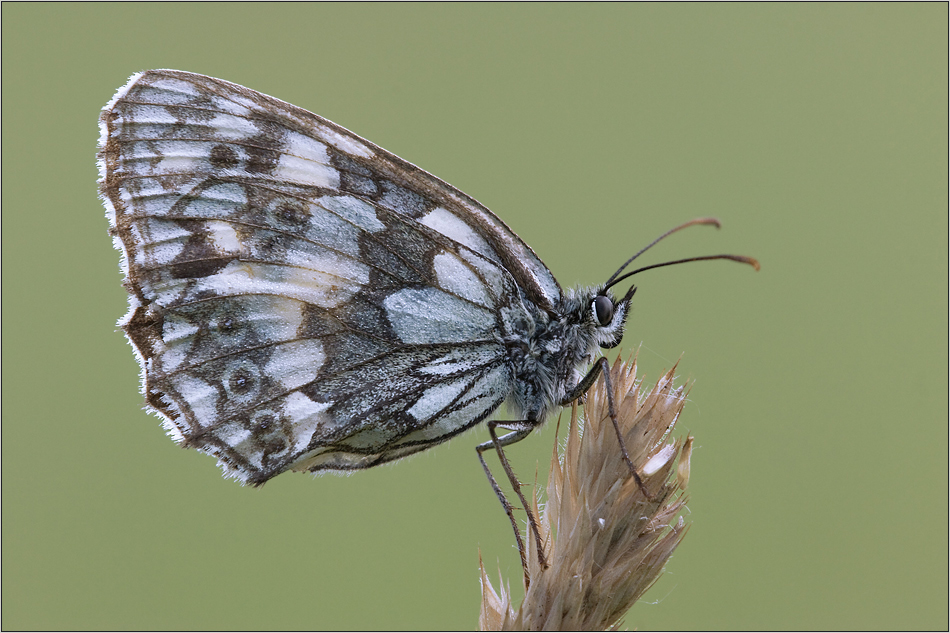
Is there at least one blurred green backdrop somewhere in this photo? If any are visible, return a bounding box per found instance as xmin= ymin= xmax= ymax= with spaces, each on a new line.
xmin=2 ymin=4 xmax=946 ymax=630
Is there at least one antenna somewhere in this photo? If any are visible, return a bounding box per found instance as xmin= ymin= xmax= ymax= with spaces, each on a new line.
xmin=603 ymin=218 xmax=759 ymax=292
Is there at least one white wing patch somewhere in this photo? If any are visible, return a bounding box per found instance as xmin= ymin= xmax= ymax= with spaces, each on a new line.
xmin=206 ymin=220 xmax=241 ymax=253
xmin=274 ymin=152 xmax=339 ymax=188
xmin=281 ymin=393 xmax=331 ymax=447
xmin=433 ymin=251 xmax=491 ymax=307
xmin=418 ymin=346 xmax=503 ymax=376
xmin=182 ymin=260 xmax=369 ymax=309
xmin=169 ymin=375 xmax=219 ymax=429
xmin=419 ymin=207 xmax=498 ymax=261
xmin=264 ymin=340 xmax=326 ymax=390
xmin=206 ymin=112 xmax=259 ymax=140
xmin=407 ymin=379 xmax=471 ymax=421
xmin=383 ymin=287 xmax=496 ymax=344
xmin=318 ymin=124 xmax=374 ymax=159
xmin=149 ymin=77 xmax=201 ymax=97
xmin=399 ymin=365 xmax=510 ymax=445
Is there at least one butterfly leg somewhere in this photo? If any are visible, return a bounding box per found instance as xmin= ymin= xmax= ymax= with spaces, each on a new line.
xmin=476 ymin=422 xmax=549 ymax=583
xmin=560 ymin=357 xmax=654 ymax=500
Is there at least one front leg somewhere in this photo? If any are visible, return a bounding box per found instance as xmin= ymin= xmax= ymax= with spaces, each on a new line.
xmin=560 ymin=357 xmax=654 ymax=499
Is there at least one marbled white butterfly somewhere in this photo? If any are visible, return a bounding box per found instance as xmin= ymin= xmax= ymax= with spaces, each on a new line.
xmin=98 ymin=70 xmax=757 ymax=566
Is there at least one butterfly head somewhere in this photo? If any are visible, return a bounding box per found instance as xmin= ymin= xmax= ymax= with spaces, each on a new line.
xmin=588 ymin=284 xmax=637 ymax=350
xmin=560 ymin=283 xmax=636 ymax=352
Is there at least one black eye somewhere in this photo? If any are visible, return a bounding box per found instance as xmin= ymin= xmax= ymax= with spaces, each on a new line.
xmin=593 ymin=295 xmax=613 ymax=326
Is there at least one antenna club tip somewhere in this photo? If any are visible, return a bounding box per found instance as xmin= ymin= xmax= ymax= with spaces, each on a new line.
xmin=748 ymin=257 xmax=761 ymax=271
xmin=697 ymin=217 xmax=722 ymax=229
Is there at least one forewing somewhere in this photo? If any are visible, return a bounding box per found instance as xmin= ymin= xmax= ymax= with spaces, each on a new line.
xmin=98 ymin=70 xmax=530 ymax=484
xmin=99 ymin=69 xmax=560 ymax=308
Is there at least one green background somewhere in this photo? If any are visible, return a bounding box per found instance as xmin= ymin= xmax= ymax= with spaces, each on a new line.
xmin=3 ymin=4 xmax=946 ymax=630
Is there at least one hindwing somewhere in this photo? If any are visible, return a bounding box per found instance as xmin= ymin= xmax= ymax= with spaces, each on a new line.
xmin=98 ymin=70 xmax=544 ymax=484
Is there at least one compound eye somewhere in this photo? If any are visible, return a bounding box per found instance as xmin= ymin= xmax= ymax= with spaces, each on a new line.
xmin=593 ymin=295 xmax=613 ymax=326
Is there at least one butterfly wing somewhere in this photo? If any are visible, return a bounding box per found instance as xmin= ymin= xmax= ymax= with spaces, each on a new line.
xmin=98 ymin=70 xmax=541 ymax=484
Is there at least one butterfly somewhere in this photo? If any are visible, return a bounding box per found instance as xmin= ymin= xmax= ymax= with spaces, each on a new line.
xmin=98 ymin=70 xmax=757 ymax=568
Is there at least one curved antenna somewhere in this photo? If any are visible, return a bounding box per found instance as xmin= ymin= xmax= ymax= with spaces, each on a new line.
xmin=603 ymin=217 xmax=722 ymax=287
xmin=604 ymin=254 xmax=760 ymax=291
